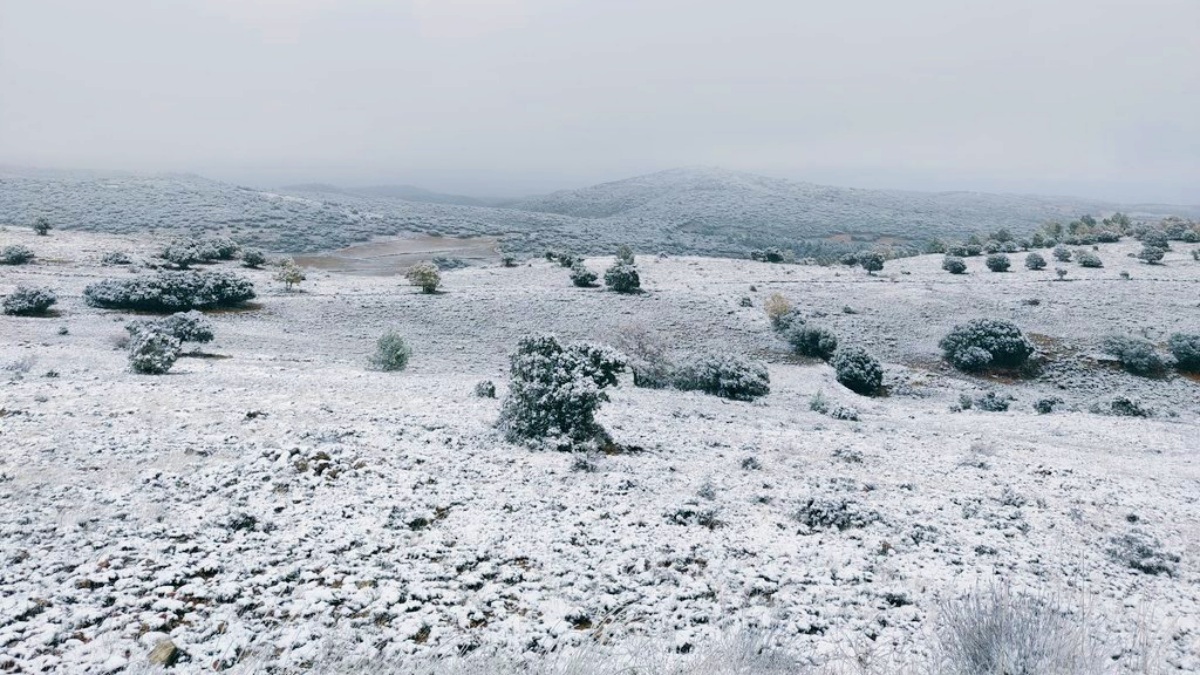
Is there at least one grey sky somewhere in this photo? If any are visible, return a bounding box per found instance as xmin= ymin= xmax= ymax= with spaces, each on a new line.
xmin=1 ymin=0 xmax=1197 ymax=202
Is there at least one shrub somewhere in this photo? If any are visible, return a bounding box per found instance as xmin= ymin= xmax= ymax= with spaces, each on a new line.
xmin=985 ymin=253 xmax=1010 ymax=272
xmin=1024 ymin=252 xmax=1046 ymax=270
xmin=569 ymin=263 xmax=598 ymax=287
xmin=83 ymin=271 xmax=256 ymax=312
xmin=604 ymin=262 xmax=641 ymax=293
xmin=934 ymin=587 xmax=1106 ymax=675
xmin=1105 ymin=396 xmax=1152 ymax=417
xmin=858 ymin=251 xmax=885 ymax=274
xmin=474 ymin=380 xmax=496 ymax=398
xmin=160 ymin=238 xmax=236 ymax=268
xmin=1052 ymin=244 xmax=1072 ymax=262
xmin=610 ymin=323 xmax=673 ymax=389
xmin=831 ymin=346 xmax=882 ymax=395
xmin=781 ymin=323 xmax=838 ymax=360
xmin=1076 ymin=251 xmax=1103 ymax=268
xmin=1101 ymin=335 xmax=1170 ymax=377
xmin=942 ymin=256 xmax=967 ymax=274
xmin=1168 ymin=333 xmax=1200 ymax=372
xmin=1055 ymin=267 xmax=1068 ymax=280
xmin=672 ymin=352 xmax=770 ymax=401
xmin=275 ymin=261 xmax=306 ymax=290
xmin=128 ymin=310 xmax=214 ymax=347
xmin=1108 ymin=529 xmax=1179 ymax=576
xmin=405 ymin=261 xmax=441 ymax=293
xmin=1140 ymin=229 xmax=1170 ymax=250
xmin=964 ymin=243 xmax=983 ymax=257
xmin=1192 ymin=249 xmax=1200 ymax=262
xmin=369 ymin=331 xmax=412 ymax=371
xmin=1137 ymin=245 xmax=1165 ymax=264
xmin=498 ymin=336 xmax=626 ymax=448
xmin=1033 ymin=397 xmax=1062 ymax=414
xmin=3 ymin=286 xmax=57 ymax=316
xmin=1 ymin=244 xmax=35 ymax=265
xmin=241 ymin=249 xmax=266 ymax=268
xmin=940 ymin=319 xmax=1034 ymax=372
xmin=615 ymin=244 xmax=635 ymax=265
xmin=32 ymin=217 xmax=52 ymax=236
xmin=557 ymin=252 xmax=579 ymax=268
xmin=795 ymin=497 xmax=880 ymax=530
xmin=128 ymin=330 xmax=181 ymax=375
xmin=501 ymin=255 xmax=517 ymax=267
xmin=764 ymin=293 xmax=794 ymax=328
xmin=101 ymin=251 xmax=132 ymax=266
xmin=973 ymin=391 xmax=1011 ymax=412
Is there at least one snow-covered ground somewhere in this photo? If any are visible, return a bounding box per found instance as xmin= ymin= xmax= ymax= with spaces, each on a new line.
xmin=1 ymin=228 xmax=1197 ymax=673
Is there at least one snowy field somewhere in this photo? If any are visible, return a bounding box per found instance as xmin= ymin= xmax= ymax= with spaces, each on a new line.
xmin=1 ymin=227 xmax=1198 ymax=673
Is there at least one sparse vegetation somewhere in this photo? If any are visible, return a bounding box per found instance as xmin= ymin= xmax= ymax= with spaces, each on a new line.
xmin=1108 ymin=529 xmax=1180 ymax=576
xmin=940 ymin=319 xmax=1034 ymax=372
xmin=3 ymin=286 xmax=57 ymax=316
xmin=985 ymin=253 xmax=1010 ymax=272
xmin=84 ymin=271 xmax=256 ymax=312
xmin=830 ymin=346 xmax=882 ymax=395
xmin=942 ymin=255 xmax=967 ymax=274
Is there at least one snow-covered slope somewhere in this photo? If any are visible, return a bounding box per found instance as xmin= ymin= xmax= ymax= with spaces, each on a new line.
xmin=1 ymin=227 xmax=1197 ymax=672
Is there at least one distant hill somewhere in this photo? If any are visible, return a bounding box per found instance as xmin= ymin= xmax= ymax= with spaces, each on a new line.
xmin=1 ymin=165 xmax=1195 ymax=259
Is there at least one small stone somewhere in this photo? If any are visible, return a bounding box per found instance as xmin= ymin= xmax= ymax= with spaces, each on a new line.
xmin=148 ymin=639 xmax=180 ymax=667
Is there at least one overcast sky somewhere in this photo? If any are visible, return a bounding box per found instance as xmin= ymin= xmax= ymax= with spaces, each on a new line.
xmin=1 ymin=0 xmax=1197 ymax=202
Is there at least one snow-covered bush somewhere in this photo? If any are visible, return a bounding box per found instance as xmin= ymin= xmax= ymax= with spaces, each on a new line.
xmin=3 ymin=286 xmax=57 ymax=316
xmin=942 ymin=256 xmax=967 ymax=274
xmin=569 ymin=262 xmax=598 ymax=287
xmin=672 ymin=352 xmax=770 ymax=401
xmin=406 ymin=261 xmax=442 ymax=293
xmin=84 ymin=271 xmax=256 ymax=312
xmin=498 ymin=336 xmax=626 ymax=448
xmin=557 ymin=252 xmax=579 ymax=268
xmin=1108 ymin=529 xmax=1179 ymax=576
xmin=831 ymin=346 xmax=883 ymax=395
xmin=764 ymin=293 xmax=794 ymax=328
xmin=127 ymin=330 xmax=181 ymax=375
xmin=127 ymin=310 xmax=214 ymax=347
xmin=781 ymin=323 xmax=838 ymax=360
xmin=1024 ymin=252 xmax=1046 ymax=270
xmin=610 ymin=323 xmax=672 ymax=389
xmin=241 ymin=249 xmax=266 ymax=268
xmin=985 ymin=253 xmax=1010 ymax=272
xmin=973 ymin=391 xmax=1011 ymax=412
xmin=604 ymin=262 xmax=641 ymax=293
xmin=858 ymin=251 xmax=884 ymax=274
xmin=275 ymin=260 xmax=306 ymax=290
xmin=32 ymin=217 xmax=51 ymax=236
xmin=1052 ymin=244 xmax=1072 ymax=262
xmin=940 ymin=319 xmax=1034 ymax=372
xmin=1101 ymin=335 xmax=1170 ymax=377
xmin=795 ymin=497 xmax=880 ymax=530
xmin=1168 ymin=333 xmax=1200 ymax=372
xmin=101 ymin=250 xmax=132 ymax=265
xmin=615 ymin=244 xmax=635 ymax=265
xmin=1137 ymin=245 xmax=1165 ymax=264
xmin=1 ymin=244 xmax=35 ymax=265
xmin=369 ymin=331 xmax=412 ymax=371
xmin=1076 ymin=251 xmax=1103 ymax=268
xmin=474 ymin=380 xmax=496 ymax=398
xmin=1140 ymin=229 xmax=1170 ymax=250
xmin=1055 ymin=267 xmax=1068 ymax=280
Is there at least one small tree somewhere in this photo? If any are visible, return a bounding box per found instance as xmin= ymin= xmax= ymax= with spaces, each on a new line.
xmin=241 ymin=249 xmax=267 ymax=268
xmin=128 ymin=331 xmax=181 ymax=375
xmin=406 ymin=261 xmax=441 ymax=293
xmin=1 ymin=245 xmax=35 ymax=265
xmin=1055 ymin=268 xmax=1068 ymax=280
xmin=3 ymin=286 xmax=57 ymax=316
xmin=498 ymin=336 xmax=626 ymax=448
xmin=127 ymin=311 xmax=214 ymax=350
xmin=275 ymin=261 xmax=306 ymax=291
xmin=1102 ymin=335 xmax=1170 ymax=377
xmin=1137 ymin=245 xmax=1165 ymax=264
xmin=942 ymin=256 xmax=967 ymax=274
xmin=616 ymin=244 xmax=635 ymax=265
xmin=782 ymin=323 xmax=838 ymax=360
xmin=1052 ymin=244 xmax=1072 ymax=262
xmin=1168 ymin=333 xmax=1200 ymax=372
xmin=32 ymin=217 xmax=51 ymax=236
xmin=1076 ymin=251 xmax=1103 ymax=268
xmin=604 ymin=262 xmax=641 ymax=293
xmin=369 ymin=331 xmax=412 ymax=371
xmin=940 ymin=319 xmax=1034 ymax=372
xmin=570 ymin=263 xmax=598 ymax=287
xmin=858 ymin=251 xmax=885 ymax=274
xmin=831 ymin=347 xmax=883 ymax=395
xmin=985 ymin=253 xmax=1011 ymax=272
xmin=764 ymin=293 xmax=794 ymax=327
xmin=1024 ymin=252 xmax=1046 ymax=270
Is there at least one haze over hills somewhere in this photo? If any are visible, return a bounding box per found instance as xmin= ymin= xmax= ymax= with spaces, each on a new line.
xmin=1 ymin=164 xmax=1196 ymax=259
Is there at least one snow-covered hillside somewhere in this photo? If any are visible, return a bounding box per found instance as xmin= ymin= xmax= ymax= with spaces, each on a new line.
xmin=1 ymin=227 xmax=1198 ymax=673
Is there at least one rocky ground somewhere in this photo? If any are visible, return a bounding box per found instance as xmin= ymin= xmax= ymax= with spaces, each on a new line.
xmin=1 ymin=227 xmax=1197 ymax=673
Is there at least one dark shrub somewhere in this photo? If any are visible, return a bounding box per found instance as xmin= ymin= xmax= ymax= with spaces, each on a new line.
xmin=858 ymin=251 xmax=885 ymax=274
xmin=32 ymin=217 xmax=51 ymax=236
xmin=1105 ymin=396 xmax=1152 ymax=417
xmin=1024 ymin=252 xmax=1046 ymax=270
xmin=795 ymin=497 xmax=880 ymax=531
xmin=498 ymin=336 xmax=626 ymax=448
xmin=985 ymin=253 xmax=1010 ymax=272
xmin=241 ymin=249 xmax=267 ymax=268
xmin=1101 ymin=335 xmax=1170 ymax=377
xmin=369 ymin=331 xmax=412 ymax=371
xmin=128 ymin=330 xmax=181 ymax=375
xmin=474 ymin=380 xmax=496 ymax=398
xmin=831 ymin=347 xmax=883 ymax=395
xmin=1168 ymin=333 xmax=1200 ymax=372
xmin=557 ymin=252 xmax=579 ymax=268
xmin=615 ymin=244 xmax=635 ymax=265
xmin=1076 ymin=251 xmax=1103 ymax=268
xmin=3 ymin=286 xmax=57 ymax=316
xmin=1 ymin=245 xmax=35 ymax=265
xmin=569 ymin=263 xmax=598 ymax=287
xmin=782 ymin=323 xmax=838 ymax=360
xmin=1140 ymin=229 xmax=1170 ymax=250
xmin=1033 ymin=397 xmax=1062 ymax=414
xmin=1108 ymin=530 xmax=1179 ymax=576
xmin=101 ymin=251 xmax=132 ymax=266
xmin=672 ymin=352 xmax=770 ymax=401
xmin=940 ymin=319 xmax=1034 ymax=372
xmin=1137 ymin=245 xmax=1165 ymax=264
xmin=83 ymin=271 xmax=256 ymax=312
xmin=973 ymin=391 xmax=1011 ymax=412
xmin=1052 ymin=244 xmax=1072 ymax=262
xmin=942 ymin=256 xmax=967 ymax=274
xmin=604 ymin=262 xmax=641 ymax=293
